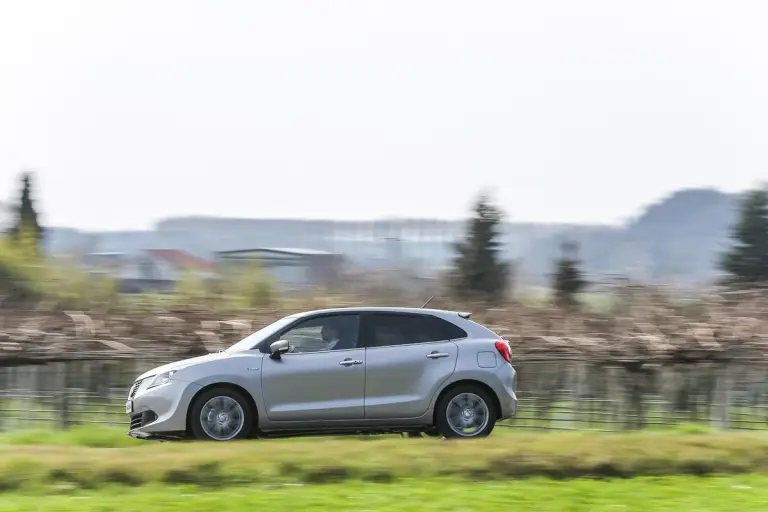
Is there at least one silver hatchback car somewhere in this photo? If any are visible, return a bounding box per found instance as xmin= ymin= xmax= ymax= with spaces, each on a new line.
xmin=126 ymin=307 xmax=518 ymax=440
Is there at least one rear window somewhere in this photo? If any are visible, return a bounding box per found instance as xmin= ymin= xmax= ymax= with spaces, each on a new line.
xmin=434 ymin=316 xmax=469 ymax=340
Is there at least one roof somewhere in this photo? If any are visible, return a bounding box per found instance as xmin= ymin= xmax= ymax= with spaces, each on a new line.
xmin=86 ymin=252 xmax=127 ymax=257
xmin=279 ymin=307 xmax=485 ymax=336
xmin=217 ymin=247 xmax=337 ymax=257
xmin=291 ymin=306 xmax=470 ymax=318
xmin=145 ymin=249 xmax=214 ymax=271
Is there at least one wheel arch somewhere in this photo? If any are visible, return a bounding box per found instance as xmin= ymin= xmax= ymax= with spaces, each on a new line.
xmin=432 ymin=379 xmax=502 ymax=425
xmin=186 ymin=382 xmax=260 ymax=435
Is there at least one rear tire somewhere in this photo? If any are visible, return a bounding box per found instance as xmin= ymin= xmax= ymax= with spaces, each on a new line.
xmin=435 ymin=385 xmax=496 ymax=439
xmin=189 ymin=387 xmax=254 ymax=441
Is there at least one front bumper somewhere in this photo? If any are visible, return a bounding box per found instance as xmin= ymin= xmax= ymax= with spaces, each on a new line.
xmin=129 ymin=410 xmax=158 ymax=430
xmin=126 ymin=379 xmax=202 ymax=436
xmin=127 ymin=429 xmax=188 ymax=441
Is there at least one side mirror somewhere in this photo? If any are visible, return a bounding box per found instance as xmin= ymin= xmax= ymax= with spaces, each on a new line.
xmin=269 ymin=340 xmax=291 ymax=359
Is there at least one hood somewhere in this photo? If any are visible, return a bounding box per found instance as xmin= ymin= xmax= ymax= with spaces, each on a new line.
xmin=136 ymin=352 xmax=229 ymax=381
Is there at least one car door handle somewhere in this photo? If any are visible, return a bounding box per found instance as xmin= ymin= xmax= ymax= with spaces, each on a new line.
xmin=426 ymin=352 xmax=450 ymax=359
xmin=339 ymin=359 xmax=363 ymax=366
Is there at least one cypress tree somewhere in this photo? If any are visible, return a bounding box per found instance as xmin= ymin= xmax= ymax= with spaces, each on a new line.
xmin=9 ymin=172 xmax=43 ymax=251
xmin=552 ymin=240 xmax=587 ymax=308
xmin=451 ymin=194 xmax=510 ymax=303
xmin=720 ymin=186 xmax=768 ymax=286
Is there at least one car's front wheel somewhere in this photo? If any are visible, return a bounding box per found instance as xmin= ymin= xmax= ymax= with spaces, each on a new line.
xmin=189 ymin=387 xmax=254 ymax=441
xmin=435 ymin=385 xmax=496 ymax=439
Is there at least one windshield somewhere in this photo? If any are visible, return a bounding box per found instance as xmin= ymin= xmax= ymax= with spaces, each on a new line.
xmin=225 ymin=315 xmax=300 ymax=353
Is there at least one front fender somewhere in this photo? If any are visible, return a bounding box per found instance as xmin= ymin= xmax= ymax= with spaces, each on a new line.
xmin=188 ymin=373 xmax=265 ymax=419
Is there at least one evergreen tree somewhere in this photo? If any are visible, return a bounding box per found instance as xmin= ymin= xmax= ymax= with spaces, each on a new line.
xmin=551 ymin=240 xmax=587 ymax=308
xmin=8 ymin=172 xmax=43 ymax=251
xmin=720 ymin=186 xmax=768 ymax=286
xmin=450 ymin=195 xmax=510 ymax=303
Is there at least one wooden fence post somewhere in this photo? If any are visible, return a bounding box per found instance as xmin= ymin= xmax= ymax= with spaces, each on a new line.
xmin=57 ymin=363 xmax=71 ymax=430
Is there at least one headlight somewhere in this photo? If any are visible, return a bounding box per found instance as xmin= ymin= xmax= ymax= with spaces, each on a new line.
xmin=146 ymin=370 xmax=176 ymax=389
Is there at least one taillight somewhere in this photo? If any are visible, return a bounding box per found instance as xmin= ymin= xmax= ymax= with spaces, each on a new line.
xmin=494 ymin=340 xmax=512 ymax=364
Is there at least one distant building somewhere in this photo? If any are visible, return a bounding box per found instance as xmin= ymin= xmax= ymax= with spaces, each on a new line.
xmin=82 ymin=249 xmax=215 ymax=293
xmin=215 ymin=247 xmax=344 ymax=289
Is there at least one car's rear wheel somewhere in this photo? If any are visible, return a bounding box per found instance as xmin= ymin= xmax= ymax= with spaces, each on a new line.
xmin=435 ymin=385 xmax=496 ymax=439
xmin=189 ymin=387 xmax=254 ymax=441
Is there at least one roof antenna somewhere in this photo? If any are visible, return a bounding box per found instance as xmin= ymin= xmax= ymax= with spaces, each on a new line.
xmin=420 ymin=296 xmax=435 ymax=308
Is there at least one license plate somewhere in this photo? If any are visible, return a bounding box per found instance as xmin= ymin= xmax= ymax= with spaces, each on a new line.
xmin=125 ymin=400 xmax=133 ymax=414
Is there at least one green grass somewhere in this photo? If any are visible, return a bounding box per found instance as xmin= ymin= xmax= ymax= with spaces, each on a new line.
xmin=0 ymin=420 xmax=724 ymax=450
xmin=0 ymin=429 xmax=767 ymax=510
xmin=0 ymin=425 xmax=137 ymax=448
xmin=1 ymin=476 xmax=767 ymax=511
xmin=0 ymin=431 xmax=767 ymax=492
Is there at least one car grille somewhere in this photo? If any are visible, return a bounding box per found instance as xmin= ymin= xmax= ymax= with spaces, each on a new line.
xmin=128 ymin=378 xmax=145 ymax=399
xmin=130 ymin=411 xmax=157 ymax=430
xmin=129 ymin=413 xmax=142 ymax=430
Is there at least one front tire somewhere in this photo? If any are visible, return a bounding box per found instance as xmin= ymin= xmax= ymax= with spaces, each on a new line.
xmin=189 ymin=387 xmax=254 ymax=441
xmin=435 ymin=385 xmax=496 ymax=439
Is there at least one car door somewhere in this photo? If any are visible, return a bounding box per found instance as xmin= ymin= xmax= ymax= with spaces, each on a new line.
xmin=260 ymin=313 xmax=365 ymax=422
xmin=362 ymin=312 xmax=461 ymax=419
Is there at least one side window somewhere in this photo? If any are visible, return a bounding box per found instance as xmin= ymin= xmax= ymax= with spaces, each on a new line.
xmin=369 ymin=314 xmax=464 ymax=347
xmin=277 ymin=314 xmax=360 ymax=354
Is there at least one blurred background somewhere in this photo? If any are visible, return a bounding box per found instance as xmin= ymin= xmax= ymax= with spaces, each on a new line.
xmin=0 ymin=170 xmax=766 ymax=434
xmin=0 ymin=1 xmax=768 ymax=440
xmin=1 ymin=1 xmax=768 ymax=510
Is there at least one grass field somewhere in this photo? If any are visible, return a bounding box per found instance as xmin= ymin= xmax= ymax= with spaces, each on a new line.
xmin=0 ymin=420 xmax=719 ymax=448
xmin=1 ymin=427 xmax=767 ymax=510
xmin=0 ymin=427 xmax=767 ymax=492
xmin=0 ymin=476 xmax=766 ymax=511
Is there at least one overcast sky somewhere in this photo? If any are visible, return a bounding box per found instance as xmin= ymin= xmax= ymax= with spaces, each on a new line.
xmin=0 ymin=0 xmax=766 ymax=230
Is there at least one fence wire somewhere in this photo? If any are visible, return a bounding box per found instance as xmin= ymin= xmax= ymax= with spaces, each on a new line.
xmin=1 ymin=359 xmax=766 ymax=432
